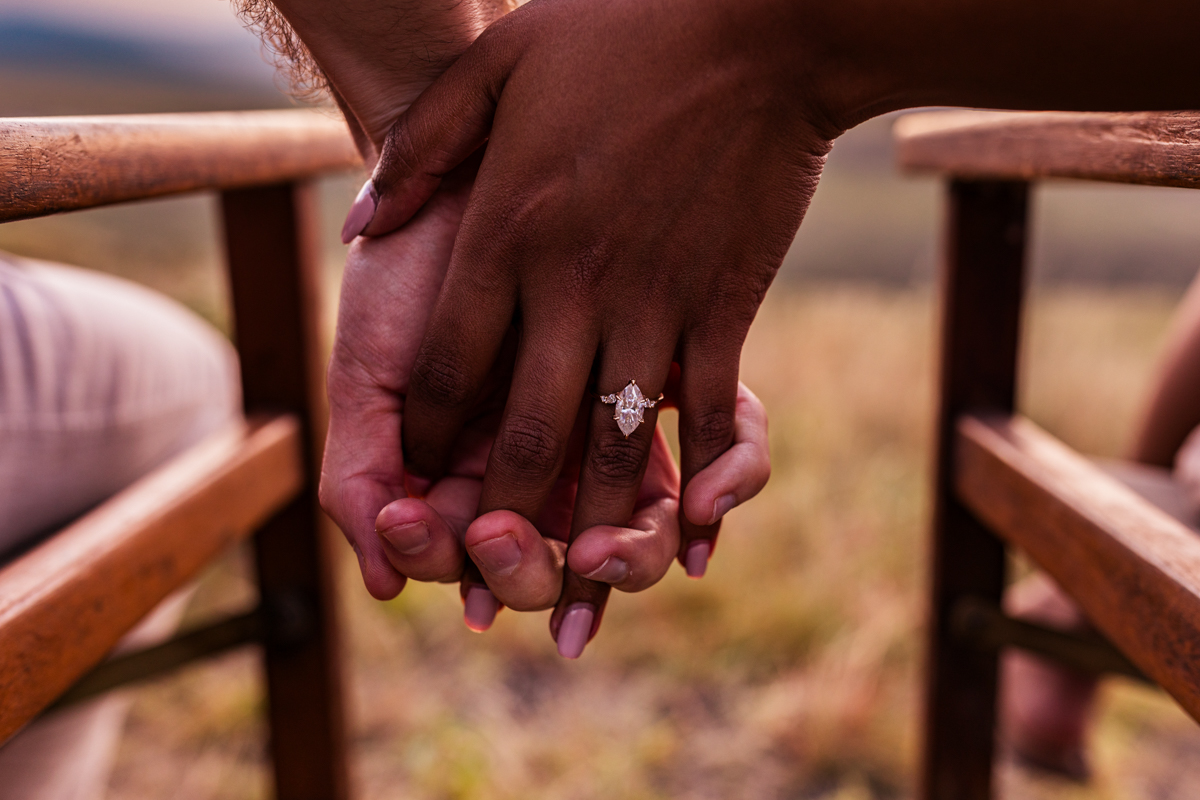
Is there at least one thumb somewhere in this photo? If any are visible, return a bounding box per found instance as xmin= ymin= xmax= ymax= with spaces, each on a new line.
xmin=340 ymin=28 xmax=519 ymax=243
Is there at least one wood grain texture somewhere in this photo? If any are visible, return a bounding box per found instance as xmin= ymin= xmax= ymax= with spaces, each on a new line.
xmin=920 ymin=181 xmax=1029 ymax=800
xmin=0 ymin=110 xmax=361 ymax=222
xmin=0 ymin=415 xmax=304 ymax=744
xmin=895 ymin=110 xmax=1200 ymax=188
xmin=956 ymin=413 xmax=1200 ymax=721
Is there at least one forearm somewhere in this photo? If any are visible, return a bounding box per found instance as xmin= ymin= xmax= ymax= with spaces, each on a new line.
xmin=263 ymin=0 xmax=511 ymax=158
xmin=787 ymin=0 xmax=1200 ymax=132
xmin=1128 ymin=277 xmax=1200 ymax=467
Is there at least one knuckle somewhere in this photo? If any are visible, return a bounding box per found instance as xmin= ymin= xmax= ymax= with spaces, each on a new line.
xmin=685 ymin=406 xmax=736 ymax=455
xmin=411 ymin=345 xmax=476 ymax=409
xmin=590 ymin=432 xmax=649 ymax=486
xmin=491 ymin=412 xmax=564 ymax=478
xmin=381 ymin=120 xmax=422 ymax=185
xmin=567 ymin=238 xmax=613 ymax=293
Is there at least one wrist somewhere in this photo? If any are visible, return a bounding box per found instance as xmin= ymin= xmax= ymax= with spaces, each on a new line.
xmin=270 ymin=0 xmax=513 ymax=160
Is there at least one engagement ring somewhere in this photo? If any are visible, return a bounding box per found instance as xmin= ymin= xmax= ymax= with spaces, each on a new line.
xmin=599 ymin=379 xmax=663 ymax=437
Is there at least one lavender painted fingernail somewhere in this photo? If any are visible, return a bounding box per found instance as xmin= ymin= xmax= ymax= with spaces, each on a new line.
xmin=463 ymin=587 xmax=498 ymax=632
xmin=379 ymin=521 xmax=430 ymax=555
xmin=709 ymin=493 xmax=737 ymax=525
xmin=685 ymin=540 xmax=711 ymax=579
xmin=341 ymin=179 xmax=378 ymax=243
xmin=556 ymin=603 xmax=595 ymax=659
xmin=583 ymin=556 xmax=629 ymax=584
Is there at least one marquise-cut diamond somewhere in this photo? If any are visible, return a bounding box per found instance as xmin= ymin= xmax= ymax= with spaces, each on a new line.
xmin=600 ymin=380 xmax=660 ymax=437
xmin=614 ymin=381 xmax=647 ymax=436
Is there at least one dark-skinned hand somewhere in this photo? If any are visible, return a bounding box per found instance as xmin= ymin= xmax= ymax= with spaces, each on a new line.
xmin=324 ymin=160 xmax=771 ymax=656
xmin=340 ymin=0 xmax=825 ymax=652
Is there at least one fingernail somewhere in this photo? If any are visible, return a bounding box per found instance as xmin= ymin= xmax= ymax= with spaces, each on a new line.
xmin=709 ymin=493 xmax=737 ymax=525
xmin=341 ymin=178 xmax=378 ymax=243
xmin=379 ymin=521 xmax=430 ymax=555
xmin=556 ymin=603 xmax=595 ymax=659
xmin=463 ymin=587 xmax=498 ymax=632
xmin=404 ymin=472 xmax=432 ymax=498
xmin=470 ymin=534 xmax=522 ymax=576
xmin=685 ymin=540 xmax=711 ymax=579
xmin=583 ymin=556 xmax=629 ymax=584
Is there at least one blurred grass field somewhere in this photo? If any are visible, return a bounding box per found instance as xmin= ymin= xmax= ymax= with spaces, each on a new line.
xmin=7 ymin=100 xmax=1200 ymax=797
xmin=88 ymin=286 xmax=1200 ymax=800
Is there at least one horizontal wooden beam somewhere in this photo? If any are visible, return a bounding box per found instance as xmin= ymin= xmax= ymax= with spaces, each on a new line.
xmin=1 ymin=110 xmax=362 ymax=222
xmin=950 ymin=595 xmax=1147 ymax=682
xmin=49 ymin=608 xmax=266 ymax=711
xmin=895 ymin=110 xmax=1200 ymax=189
xmin=955 ymin=413 xmax=1200 ymax=720
xmin=0 ymin=415 xmax=304 ymax=743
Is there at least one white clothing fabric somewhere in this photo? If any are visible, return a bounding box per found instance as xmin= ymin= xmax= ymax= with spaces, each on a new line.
xmin=0 ymin=253 xmax=242 ymax=799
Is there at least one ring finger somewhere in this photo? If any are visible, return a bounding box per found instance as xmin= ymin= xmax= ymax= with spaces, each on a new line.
xmin=550 ymin=343 xmax=675 ymax=658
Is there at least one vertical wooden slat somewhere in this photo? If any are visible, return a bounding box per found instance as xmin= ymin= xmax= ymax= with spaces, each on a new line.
xmin=221 ymin=182 xmax=350 ymax=800
xmin=919 ymin=180 xmax=1030 ymax=800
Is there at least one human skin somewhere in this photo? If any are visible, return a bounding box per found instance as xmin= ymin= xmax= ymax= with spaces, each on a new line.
xmin=1130 ymin=274 xmax=1200 ymax=467
xmin=262 ymin=0 xmax=771 ymax=654
xmin=347 ymin=0 xmax=1200 ymax=640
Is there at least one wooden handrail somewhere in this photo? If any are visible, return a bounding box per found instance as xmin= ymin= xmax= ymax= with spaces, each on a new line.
xmin=955 ymin=413 xmax=1200 ymax=721
xmin=0 ymin=415 xmax=305 ymax=743
xmin=0 ymin=110 xmax=362 ymax=222
xmin=895 ymin=110 xmax=1200 ymax=188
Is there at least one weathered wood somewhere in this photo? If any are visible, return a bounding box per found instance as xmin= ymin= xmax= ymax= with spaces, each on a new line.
xmin=0 ymin=111 xmax=361 ymax=222
xmin=896 ymin=110 xmax=1200 ymax=188
xmin=956 ymin=413 xmax=1200 ymax=722
xmin=920 ymin=180 xmax=1029 ymax=800
xmin=222 ymin=183 xmax=349 ymax=800
xmin=0 ymin=415 xmax=304 ymax=744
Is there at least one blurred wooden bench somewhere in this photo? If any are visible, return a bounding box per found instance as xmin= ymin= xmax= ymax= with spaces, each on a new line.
xmin=896 ymin=110 xmax=1200 ymax=799
xmin=0 ymin=111 xmax=362 ymax=799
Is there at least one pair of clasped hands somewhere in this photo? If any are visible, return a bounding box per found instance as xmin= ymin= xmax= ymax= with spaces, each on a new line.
xmin=315 ymin=0 xmax=835 ymax=659
xmin=309 ymin=0 xmax=1198 ymax=660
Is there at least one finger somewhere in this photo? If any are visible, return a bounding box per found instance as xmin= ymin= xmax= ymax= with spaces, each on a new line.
xmin=340 ymin=21 xmax=526 ymax=242
xmin=551 ymin=350 xmax=675 ymax=659
xmin=681 ymin=382 xmax=771 ymax=527
xmin=475 ymin=325 xmax=596 ymax=522
xmin=326 ymin=473 xmax=408 ymax=600
xmin=424 ymin=426 xmax=505 ymax=632
xmin=321 ymin=183 xmax=472 ymax=598
xmin=374 ymin=476 xmax=481 ymax=583
xmin=464 ymin=510 xmax=569 ymax=611
xmin=401 ymin=262 xmax=517 ymax=482
xmin=673 ymin=330 xmax=743 ymax=577
xmin=320 ymin=361 xmax=408 ymax=600
xmin=566 ymin=426 xmax=681 ymax=592
xmin=457 ymin=445 xmax=580 ymax=630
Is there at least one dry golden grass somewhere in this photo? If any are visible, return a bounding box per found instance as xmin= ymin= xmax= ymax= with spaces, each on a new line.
xmin=97 ymin=285 xmax=1200 ymax=799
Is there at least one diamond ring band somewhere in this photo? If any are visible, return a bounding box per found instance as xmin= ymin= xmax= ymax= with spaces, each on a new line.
xmin=599 ymin=379 xmax=663 ymax=437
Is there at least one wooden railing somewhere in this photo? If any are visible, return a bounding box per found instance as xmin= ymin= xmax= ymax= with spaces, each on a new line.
xmin=1 ymin=110 xmax=359 ymax=220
